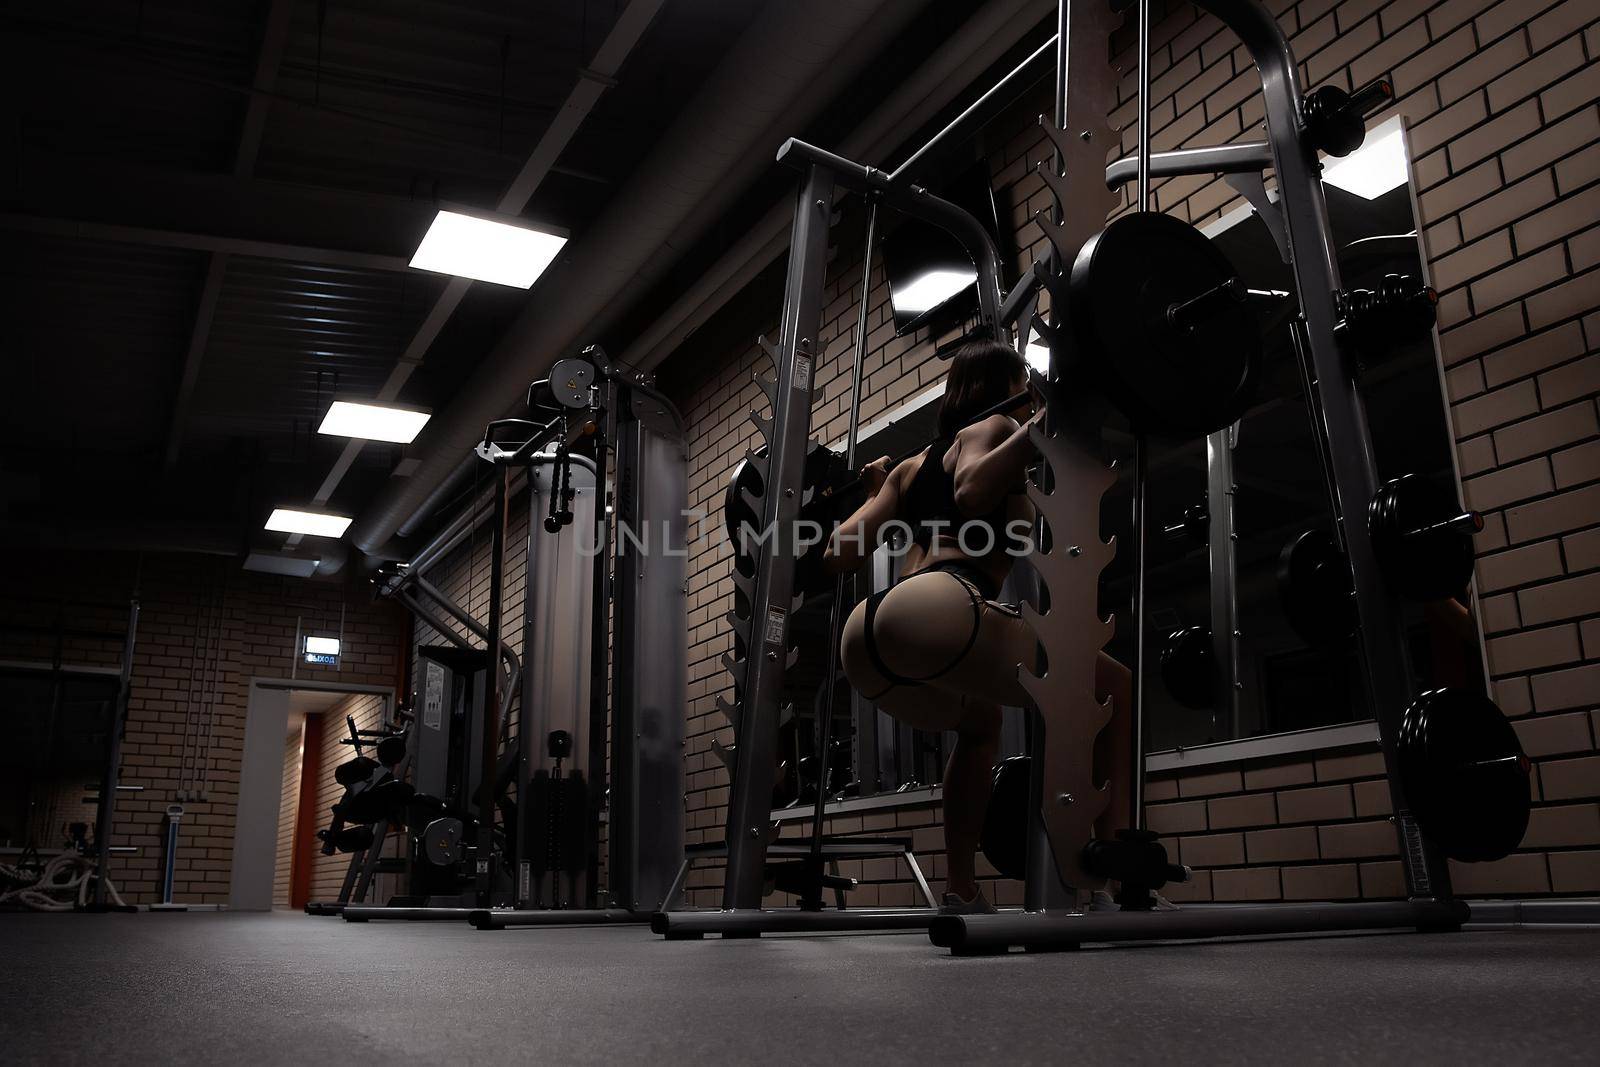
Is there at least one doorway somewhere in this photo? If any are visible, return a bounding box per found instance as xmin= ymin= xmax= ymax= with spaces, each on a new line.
xmin=231 ymin=679 xmax=393 ymax=911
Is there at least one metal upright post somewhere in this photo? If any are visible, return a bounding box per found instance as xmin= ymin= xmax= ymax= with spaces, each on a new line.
xmin=802 ymin=199 xmax=879 ymax=907
xmin=721 ymin=165 xmax=836 ymax=910
xmin=476 ymin=466 xmax=508 ymax=906
xmin=1206 ymin=426 xmax=1243 ymax=738
xmin=1193 ymin=0 xmax=1451 ymax=899
xmin=1124 ymin=0 xmax=1155 ymax=836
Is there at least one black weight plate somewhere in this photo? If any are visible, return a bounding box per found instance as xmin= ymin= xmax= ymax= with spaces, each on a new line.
xmin=1069 ymin=212 xmax=1259 ymax=437
xmin=1400 ymin=688 xmax=1530 ymax=863
xmin=1277 ymin=529 xmax=1358 ymax=647
xmin=334 ymin=755 xmax=379 ymax=787
xmin=375 ymin=732 xmax=407 ymax=767
xmin=980 ymin=755 xmax=1031 ymax=881
xmin=1159 ymin=626 xmax=1217 ymax=710
xmin=1368 ymin=475 xmax=1475 ymax=600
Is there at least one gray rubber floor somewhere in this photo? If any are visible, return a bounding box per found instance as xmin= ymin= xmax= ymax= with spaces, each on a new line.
xmin=2 ymin=912 xmax=1596 ymax=1064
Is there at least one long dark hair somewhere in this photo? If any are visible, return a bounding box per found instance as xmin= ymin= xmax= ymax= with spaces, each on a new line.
xmin=936 ymin=339 xmax=1027 ymax=439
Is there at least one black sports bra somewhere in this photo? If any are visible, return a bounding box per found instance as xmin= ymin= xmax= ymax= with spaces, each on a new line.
xmin=901 ymin=439 xmax=1028 ymax=557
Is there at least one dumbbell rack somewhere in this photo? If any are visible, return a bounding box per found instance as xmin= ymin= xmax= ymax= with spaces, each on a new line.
xmin=931 ymin=0 xmax=1469 ymax=954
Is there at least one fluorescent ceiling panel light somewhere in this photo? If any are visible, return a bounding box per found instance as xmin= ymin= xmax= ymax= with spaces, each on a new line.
xmin=265 ymin=508 xmax=352 ymax=538
xmin=317 ymin=400 xmax=431 ymax=443
xmin=304 ymin=636 xmax=341 ymax=656
xmin=409 ymin=209 xmax=566 ymax=288
xmin=893 ymin=268 xmax=977 ymax=316
xmin=1321 ymin=119 xmax=1408 ymax=200
xmin=242 ymin=552 xmax=320 ymax=578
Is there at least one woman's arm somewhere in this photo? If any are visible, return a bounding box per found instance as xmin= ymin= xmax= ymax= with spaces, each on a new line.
xmin=822 ymin=457 xmax=904 ymax=574
xmin=952 ymin=411 xmax=1041 ymax=516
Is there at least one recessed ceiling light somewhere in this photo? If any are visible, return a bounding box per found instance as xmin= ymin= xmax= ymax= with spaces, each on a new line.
xmin=892 ymin=268 xmax=978 ymax=316
xmin=265 ymin=508 xmax=352 ymax=538
xmin=409 ymin=209 xmax=567 ymax=288
xmin=1321 ymin=119 xmax=1409 ymax=201
xmin=317 ymin=400 xmax=431 ymax=443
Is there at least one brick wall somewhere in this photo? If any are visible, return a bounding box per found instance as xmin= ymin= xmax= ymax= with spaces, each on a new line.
xmin=272 ymin=722 xmax=301 ymax=907
xmin=0 ymin=551 xmax=408 ymax=904
xmin=654 ymin=0 xmax=1599 ymax=905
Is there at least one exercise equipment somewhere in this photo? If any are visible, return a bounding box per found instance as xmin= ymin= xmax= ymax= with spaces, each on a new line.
xmin=1161 ymin=502 xmax=1208 ymax=544
xmin=1158 ymin=626 xmax=1216 ymax=710
xmin=1367 ymin=475 xmax=1480 ymax=601
xmin=1067 ymin=211 xmax=1258 ymax=437
xmin=978 ymin=756 xmax=1030 ymax=881
xmin=1277 ymin=528 xmax=1357 ymax=647
xmin=342 ymin=347 xmax=687 ymax=928
xmin=1337 ymin=274 xmax=1439 ymax=360
xmin=1397 ymin=688 xmax=1530 ymax=863
xmin=1302 ymin=78 xmax=1395 ymax=156
xmin=929 ymin=0 xmax=1519 ymax=956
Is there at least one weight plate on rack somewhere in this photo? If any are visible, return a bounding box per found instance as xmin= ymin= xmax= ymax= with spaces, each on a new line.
xmin=1068 ymin=212 xmax=1259 ymax=438
xmin=1398 ymin=688 xmax=1530 ymax=863
xmin=1277 ymin=528 xmax=1358 ymax=647
xmin=1159 ymin=626 xmax=1217 ymax=710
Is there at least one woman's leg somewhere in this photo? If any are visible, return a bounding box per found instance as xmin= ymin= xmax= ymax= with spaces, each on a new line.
xmin=942 ymin=699 xmax=1001 ymax=902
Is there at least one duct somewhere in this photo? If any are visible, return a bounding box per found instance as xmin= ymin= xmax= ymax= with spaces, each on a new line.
xmin=619 ymin=0 xmax=1058 ymax=377
xmin=350 ymin=0 xmax=927 ymax=557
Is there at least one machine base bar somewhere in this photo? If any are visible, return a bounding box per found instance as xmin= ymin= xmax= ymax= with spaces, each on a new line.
xmin=469 ymin=908 xmax=647 ymax=930
xmin=1467 ymin=899 xmax=1600 ymax=925
xmin=303 ymin=902 xmax=346 ymax=916
xmin=651 ymin=908 xmax=935 ymax=939
xmin=929 ymin=900 xmax=1469 ymax=954
xmin=341 ymin=906 xmax=483 ymax=922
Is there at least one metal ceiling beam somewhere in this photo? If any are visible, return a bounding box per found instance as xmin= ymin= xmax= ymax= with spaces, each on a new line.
xmin=0 ymin=213 xmax=414 ymax=273
xmin=6 ymin=157 xmax=440 ymax=272
xmin=164 ymin=0 xmax=294 ymax=470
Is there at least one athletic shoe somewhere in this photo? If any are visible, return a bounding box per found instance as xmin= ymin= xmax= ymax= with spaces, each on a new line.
xmin=939 ymin=889 xmax=997 ymax=914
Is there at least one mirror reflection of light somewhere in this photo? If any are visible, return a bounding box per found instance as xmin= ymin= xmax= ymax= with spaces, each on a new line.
xmin=893 ymin=268 xmax=977 ymax=315
xmin=1322 ymin=119 xmax=1408 ymax=200
xmin=1025 ymin=341 xmax=1052 ymax=375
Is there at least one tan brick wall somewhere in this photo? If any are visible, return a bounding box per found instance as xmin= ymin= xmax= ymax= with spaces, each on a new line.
xmin=653 ymin=0 xmax=1599 ymax=904
xmin=271 ymin=722 xmax=301 ymax=908
xmin=0 ymin=552 xmax=408 ymax=904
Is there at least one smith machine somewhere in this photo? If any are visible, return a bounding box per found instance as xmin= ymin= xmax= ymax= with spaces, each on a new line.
xmin=326 ymin=348 xmax=688 ymax=928
xmin=656 ymin=0 xmax=1530 ymax=946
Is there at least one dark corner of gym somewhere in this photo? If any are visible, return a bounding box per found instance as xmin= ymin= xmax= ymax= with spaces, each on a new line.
xmin=4 ymin=0 xmax=1596 ymax=1062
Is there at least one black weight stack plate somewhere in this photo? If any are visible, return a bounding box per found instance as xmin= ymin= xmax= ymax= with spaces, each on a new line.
xmin=1069 ymin=212 xmax=1258 ymax=437
xmin=1401 ymin=688 xmax=1530 ymax=863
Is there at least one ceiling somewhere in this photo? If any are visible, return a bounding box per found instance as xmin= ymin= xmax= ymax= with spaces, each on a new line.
xmin=1 ymin=0 xmax=763 ymax=554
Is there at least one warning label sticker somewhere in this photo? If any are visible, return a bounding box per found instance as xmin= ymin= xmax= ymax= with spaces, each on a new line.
xmin=764 ymin=607 xmax=786 ymax=646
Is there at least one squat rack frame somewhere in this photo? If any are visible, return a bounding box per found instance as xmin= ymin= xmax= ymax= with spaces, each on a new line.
xmin=933 ymin=0 xmax=1465 ymax=954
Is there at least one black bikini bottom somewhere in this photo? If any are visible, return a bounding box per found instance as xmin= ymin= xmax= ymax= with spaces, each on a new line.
xmin=861 ymin=560 xmax=1001 ymax=688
